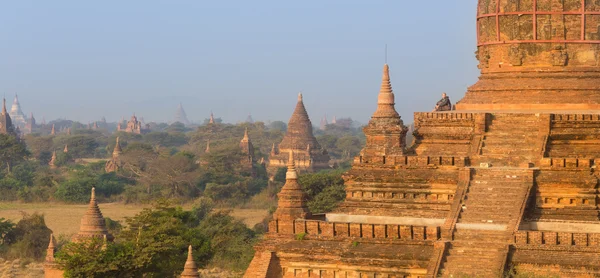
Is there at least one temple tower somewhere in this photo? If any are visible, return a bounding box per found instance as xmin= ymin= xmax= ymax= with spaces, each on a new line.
xmin=240 ymin=128 xmax=255 ymax=161
xmin=267 ymin=93 xmax=330 ymax=174
xmin=9 ymin=95 xmax=26 ymax=127
xmin=105 ymin=137 xmax=123 ymax=173
xmin=174 ymin=103 xmax=190 ymax=126
xmin=0 ymin=98 xmax=14 ymax=135
xmin=50 ymin=124 xmax=55 ymax=135
xmin=458 ymin=0 xmax=600 ymax=110
xmin=180 ymin=245 xmax=200 ymax=278
xmin=361 ymin=64 xmax=408 ymax=159
xmin=49 ymin=151 xmax=57 ymax=168
xmin=72 ymin=188 xmax=114 ymax=242
xmin=272 ymin=151 xmax=311 ymax=233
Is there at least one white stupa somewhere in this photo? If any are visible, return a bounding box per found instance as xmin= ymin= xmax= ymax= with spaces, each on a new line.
xmin=9 ymin=95 xmax=27 ymax=128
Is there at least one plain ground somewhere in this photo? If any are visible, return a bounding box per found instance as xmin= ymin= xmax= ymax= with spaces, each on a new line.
xmin=0 ymin=202 xmax=268 ymax=236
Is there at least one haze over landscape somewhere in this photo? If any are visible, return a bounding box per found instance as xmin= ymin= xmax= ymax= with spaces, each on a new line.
xmin=0 ymin=1 xmax=478 ymax=123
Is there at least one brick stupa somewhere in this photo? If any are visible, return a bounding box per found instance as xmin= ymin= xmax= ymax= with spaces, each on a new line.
xmin=72 ymin=187 xmax=114 ymax=242
xmin=180 ymin=245 xmax=200 ymax=278
xmin=267 ymin=93 xmax=330 ymax=175
xmin=105 ymin=137 xmax=123 ymax=173
xmin=245 ymin=1 xmax=600 ymax=276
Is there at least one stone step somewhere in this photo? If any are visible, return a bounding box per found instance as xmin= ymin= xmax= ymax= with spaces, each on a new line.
xmin=482 ymin=136 xmax=539 ymax=143
xmin=453 ymin=230 xmax=510 ymax=242
xmin=464 ymin=191 xmax=525 ymax=199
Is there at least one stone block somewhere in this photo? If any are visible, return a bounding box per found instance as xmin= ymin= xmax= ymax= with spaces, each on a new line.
xmin=306 ymin=221 xmax=319 ymax=235
xmin=579 ymin=159 xmax=591 ymax=168
xmin=414 ymin=226 xmax=426 ymax=240
xmin=350 ymin=223 xmax=362 ymax=237
xmin=589 ymin=233 xmax=600 ymax=246
xmin=425 ymin=226 xmax=439 ymax=240
xmin=480 ymin=162 xmax=491 ymax=168
xmin=294 ymin=220 xmax=306 ymax=234
xmin=399 ymin=226 xmax=412 ymax=239
xmin=565 ymin=158 xmax=578 ymax=168
xmin=442 ymin=157 xmax=454 ymax=166
xmin=363 ymin=224 xmax=374 ymax=238
xmin=387 ymin=225 xmax=399 ymax=239
xmin=530 ymin=232 xmax=542 ymax=245
xmin=321 ymin=222 xmax=334 ymax=237
xmin=558 ymin=232 xmax=573 ymax=246
xmin=543 ymin=232 xmax=557 ymax=245
xmin=334 ymin=223 xmax=349 ymax=237
xmin=374 ymin=225 xmax=386 ymax=238
xmin=552 ymin=158 xmax=565 ymax=167
xmin=268 ymin=220 xmax=278 ymax=234
xmin=515 ymin=232 xmax=528 ymax=244
xmin=574 ymin=233 xmax=588 ymax=246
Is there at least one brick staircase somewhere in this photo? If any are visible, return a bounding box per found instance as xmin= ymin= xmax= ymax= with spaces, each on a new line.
xmin=458 ymin=169 xmax=531 ymax=225
xmin=437 ymin=168 xmax=533 ymax=277
xmin=474 ymin=113 xmax=542 ymax=167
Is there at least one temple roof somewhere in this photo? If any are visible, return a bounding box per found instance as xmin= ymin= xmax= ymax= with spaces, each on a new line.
xmin=278 ymin=93 xmax=322 ymax=151
xmin=113 ymin=137 xmax=122 ymax=157
xmin=174 ymin=103 xmax=190 ymax=125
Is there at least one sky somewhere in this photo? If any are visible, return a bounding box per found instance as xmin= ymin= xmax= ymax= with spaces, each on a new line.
xmin=0 ymin=1 xmax=479 ymax=124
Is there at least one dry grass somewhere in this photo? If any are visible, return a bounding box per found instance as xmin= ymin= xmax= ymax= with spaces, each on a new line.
xmin=0 ymin=202 xmax=268 ymax=236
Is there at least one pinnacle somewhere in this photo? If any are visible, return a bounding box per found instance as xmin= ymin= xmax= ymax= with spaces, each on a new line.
xmin=371 ymin=64 xmax=400 ymax=119
xmin=180 ymin=245 xmax=200 ymax=277
xmin=286 ymin=151 xmax=297 ymax=180
xmin=2 ymin=98 xmax=6 ymax=115
xmin=113 ymin=137 xmax=122 ymax=157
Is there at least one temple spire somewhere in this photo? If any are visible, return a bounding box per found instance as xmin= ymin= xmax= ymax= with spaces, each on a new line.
xmin=1 ymin=98 xmax=6 ymax=115
xmin=50 ymin=124 xmax=55 ymax=135
xmin=205 ymin=139 xmax=210 ymax=153
xmin=73 ymin=187 xmax=113 ymax=242
xmin=49 ymin=150 xmax=57 ymax=168
xmin=113 ymin=137 xmax=122 ymax=158
xmin=273 ymin=150 xmax=310 ymax=224
xmin=45 ymin=234 xmax=56 ymax=263
xmin=371 ymin=64 xmax=400 ymax=119
xmin=63 ymin=144 xmax=68 ymax=153
xmin=180 ymin=245 xmax=200 ymax=278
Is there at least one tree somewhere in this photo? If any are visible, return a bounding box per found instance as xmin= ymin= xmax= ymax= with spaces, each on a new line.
xmin=0 ymin=134 xmax=28 ymax=172
xmin=3 ymin=212 xmax=52 ymax=260
xmin=268 ymin=121 xmax=287 ymax=132
xmin=0 ymin=218 xmax=14 ymax=245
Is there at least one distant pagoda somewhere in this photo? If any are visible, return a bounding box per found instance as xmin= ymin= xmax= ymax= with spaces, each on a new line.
xmin=9 ymin=95 xmax=26 ymax=128
xmin=267 ymin=93 xmax=330 ymax=175
xmin=174 ymin=103 xmax=190 ymax=125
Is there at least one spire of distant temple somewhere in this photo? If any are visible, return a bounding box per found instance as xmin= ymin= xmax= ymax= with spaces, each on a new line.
xmin=246 ymin=113 xmax=254 ymax=124
xmin=371 ymin=64 xmax=400 ymax=119
xmin=273 ymin=151 xmax=310 ymax=221
xmin=93 ymin=122 xmax=99 ymax=129
xmin=50 ymin=124 xmax=55 ymax=135
xmin=49 ymin=150 xmax=57 ymax=168
xmin=9 ymin=94 xmax=27 ymax=127
xmin=113 ymin=137 xmax=122 ymax=158
xmin=240 ymin=128 xmax=255 ymax=163
xmin=45 ymin=234 xmax=56 ymax=263
xmin=2 ymin=98 xmax=7 ymax=115
xmin=174 ymin=103 xmax=190 ymax=125
xmin=105 ymin=137 xmax=123 ymax=173
xmin=332 ymin=116 xmax=337 ymax=124
xmin=67 ymin=128 xmax=71 ymax=135
xmin=271 ymin=143 xmax=277 ymax=155
xmin=63 ymin=144 xmax=68 ymax=153
xmin=72 ymin=187 xmax=114 ymax=242
xmin=205 ymin=139 xmax=210 ymax=153
xmin=209 ymin=111 xmax=215 ymax=124
xmin=180 ymin=245 xmax=200 ymax=278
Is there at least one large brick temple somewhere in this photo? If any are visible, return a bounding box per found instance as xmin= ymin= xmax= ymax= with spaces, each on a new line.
xmin=245 ymin=1 xmax=600 ymax=277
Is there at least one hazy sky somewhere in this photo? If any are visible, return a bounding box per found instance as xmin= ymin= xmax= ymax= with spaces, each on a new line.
xmin=0 ymin=1 xmax=479 ymax=124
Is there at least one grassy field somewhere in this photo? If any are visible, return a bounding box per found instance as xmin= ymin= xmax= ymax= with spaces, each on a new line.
xmin=0 ymin=202 xmax=268 ymax=236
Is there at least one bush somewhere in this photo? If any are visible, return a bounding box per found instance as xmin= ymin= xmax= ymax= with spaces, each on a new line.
xmin=3 ymin=213 xmax=52 ymax=260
